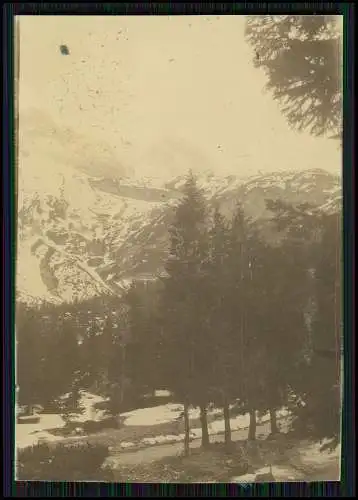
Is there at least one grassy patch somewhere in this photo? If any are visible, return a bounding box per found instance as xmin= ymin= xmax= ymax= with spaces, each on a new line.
xmin=47 ymin=415 xmax=122 ymax=438
xmin=17 ymin=441 xmax=113 ymax=481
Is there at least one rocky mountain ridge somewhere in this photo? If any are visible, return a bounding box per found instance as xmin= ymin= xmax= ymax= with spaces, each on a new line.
xmin=16 ymin=168 xmax=341 ymax=305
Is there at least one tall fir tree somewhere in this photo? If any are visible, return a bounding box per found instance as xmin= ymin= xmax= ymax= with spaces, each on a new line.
xmin=160 ymin=171 xmax=212 ymax=453
xmin=245 ymin=15 xmax=342 ymax=138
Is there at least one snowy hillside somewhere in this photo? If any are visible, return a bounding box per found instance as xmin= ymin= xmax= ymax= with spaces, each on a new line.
xmin=17 ymin=166 xmax=341 ymax=305
xmin=17 ymin=165 xmax=176 ymax=303
xmin=110 ymin=168 xmax=341 ymax=282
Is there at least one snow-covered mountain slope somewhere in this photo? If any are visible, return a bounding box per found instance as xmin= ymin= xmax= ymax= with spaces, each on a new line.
xmin=17 ymin=166 xmax=178 ymax=304
xmin=16 ymin=167 xmax=341 ymax=305
xmin=111 ymin=168 xmax=341 ymax=281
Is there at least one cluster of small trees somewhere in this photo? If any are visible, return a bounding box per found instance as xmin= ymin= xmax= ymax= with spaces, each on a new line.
xmin=16 ymin=296 xmax=128 ymax=413
xmin=16 ymin=302 xmax=80 ymax=413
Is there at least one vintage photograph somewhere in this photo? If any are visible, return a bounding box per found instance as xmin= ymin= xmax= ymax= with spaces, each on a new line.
xmin=15 ymin=14 xmax=342 ymax=482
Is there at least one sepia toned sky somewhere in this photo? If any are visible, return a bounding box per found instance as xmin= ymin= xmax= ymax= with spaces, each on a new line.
xmin=18 ymin=15 xmax=342 ymax=182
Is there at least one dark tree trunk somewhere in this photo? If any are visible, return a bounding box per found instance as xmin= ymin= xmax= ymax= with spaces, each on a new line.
xmin=25 ymin=404 xmax=33 ymax=416
xmin=248 ymin=408 xmax=257 ymax=440
xmin=223 ymin=400 xmax=232 ymax=446
xmin=270 ymin=407 xmax=279 ymax=434
xmin=200 ymin=405 xmax=210 ymax=449
xmin=119 ymin=343 xmax=126 ymax=407
xmin=183 ymin=402 xmax=190 ymax=456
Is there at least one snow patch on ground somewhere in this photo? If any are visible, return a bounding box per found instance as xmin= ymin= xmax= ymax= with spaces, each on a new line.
xmin=298 ymin=441 xmax=341 ymax=467
xmin=16 ymin=414 xmax=66 ymax=449
xmin=66 ymin=391 xmax=109 ymax=423
xmin=118 ymin=441 xmax=135 ymax=449
xmin=121 ymin=404 xmax=290 ymax=434
xmin=232 ymin=466 xmax=301 ymax=484
xmin=121 ymin=404 xmax=183 ymax=426
xmin=16 ymin=391 xmax=108 ymax=449
xmin=232 ymin=472 xmax=257 ymax=483
xmin=121 ymin=404 xmax=223 ymax=427
xmin=154 ymin=390 xmax=171 ymax=398
xmin=116 ymin=405 xmax=292 ymax=448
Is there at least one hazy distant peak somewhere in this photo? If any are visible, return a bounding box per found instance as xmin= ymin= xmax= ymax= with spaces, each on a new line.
xmin=19 ymin=107 xmax=130 ymax=180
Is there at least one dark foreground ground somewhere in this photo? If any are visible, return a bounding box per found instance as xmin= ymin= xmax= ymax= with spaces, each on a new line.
xmin=105 ymin=435 xmax=340 ymax=483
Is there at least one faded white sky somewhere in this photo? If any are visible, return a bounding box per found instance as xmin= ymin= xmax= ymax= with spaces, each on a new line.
xmin=18 ymin=15 xmax=342 ymax=182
